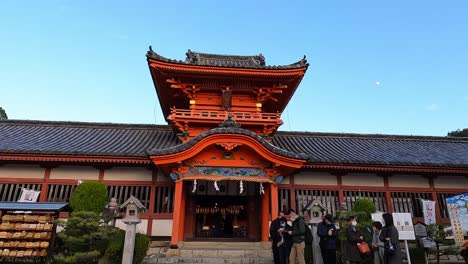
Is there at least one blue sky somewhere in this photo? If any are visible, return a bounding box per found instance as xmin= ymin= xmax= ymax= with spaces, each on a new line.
xmin=1 ymin=0 xmax=467 ymax=136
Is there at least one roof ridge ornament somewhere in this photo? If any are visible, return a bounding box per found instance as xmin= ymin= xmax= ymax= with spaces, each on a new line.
xmin=219 ymin=115 xmax=240 ymax=128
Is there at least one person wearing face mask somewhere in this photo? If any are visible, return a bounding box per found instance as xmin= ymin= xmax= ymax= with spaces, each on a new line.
xmin=345 ymin=216 xmax=364 ymax=264
xmin=270 ymin=211 xmax=285 ymax=264
xmin=372 ymin=221 xmax=384 ymax=264
xmin=317 ymin=214 xmax=337 ymax=264
xmin=277 ymin=216 xmax=293 ymax=264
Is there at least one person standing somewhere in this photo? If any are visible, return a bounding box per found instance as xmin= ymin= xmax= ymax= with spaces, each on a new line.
xmin=317 ymin=214 xmax=337 ymax=264
xmin=278 ymin=216 xmax=293 ymax=264
xmin=379 ymin=213 xmax=402 ymax=264
xmin=270 ymin=211 xmax=284 ymax=264
xmin=372 ymin=221 xmax=385 ymax=264
xmin=287 ymin=209 xmax=306 ymax=264
xmin=345 ymin=216 xmax=364 ymax=264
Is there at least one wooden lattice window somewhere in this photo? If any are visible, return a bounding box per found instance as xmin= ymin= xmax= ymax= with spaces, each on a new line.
xmin=154 ymin=186 xmax=174 ymax=213
xmin=295 ymin=189 xmax=339 ymax=215
xmin=278 ymin=189 xmax=290 ymax=214
xmin=344 ymin=191 xmax=387 ymax=212
xmin=47 ymin=184 xmax=77 ymax=202
xmin=0 ymin=183 xmax=42 ymax=202
xmin=107 ymin=185 xmax=150 ymax=212
xmin=437 ymin=192 xmax=461 ymax=219
xmin=391 ymin=192 xmax=432 ymax=217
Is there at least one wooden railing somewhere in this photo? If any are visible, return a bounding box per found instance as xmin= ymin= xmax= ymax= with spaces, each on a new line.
xmin=168 ymin=108 xmax=282 ymax=124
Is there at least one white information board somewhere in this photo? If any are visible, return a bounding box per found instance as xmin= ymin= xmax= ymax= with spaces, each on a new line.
xmin=392 ymin=213 xmax=415 ymax=240
xmin=371 ymin=212 xmax=416 ymax=240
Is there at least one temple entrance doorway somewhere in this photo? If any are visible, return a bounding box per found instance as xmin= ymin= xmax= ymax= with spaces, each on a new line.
xmin=186 ymin=180 xmax=261 ymax=241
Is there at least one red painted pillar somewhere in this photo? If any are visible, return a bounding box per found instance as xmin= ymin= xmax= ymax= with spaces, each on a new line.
xmin=147 ymin=169 xmax=157 ymax=236
xmin=39 ymin=168 xmax=51 ymax=202
xmin=337 ymin=174 xmax=345 ymax=205
xmin=178 ymin=183 xmax=186 ymax=242
xmin=270 ymin=184 xmax=279 ymax=220
xmin=261 ymin=186 xmax=270 ymax=242
xmin=384 ymin=175 xmax=393 ymax=213
xmin=429 ymin=177 xmax=442 ymax=222
xmin=289 ymin=175 xmax=296 ymax=211
xmin=170 ymin=181 xmax=184 ymax=248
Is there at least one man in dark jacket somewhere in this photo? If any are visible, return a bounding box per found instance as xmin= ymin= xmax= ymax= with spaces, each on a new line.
xmin=287 ymin=209 xmax=306 ymax=264
xmin=317 ymin=214 xmax=337 ymax=264
xmin=270 ymin=211 xmax=284 ymax=264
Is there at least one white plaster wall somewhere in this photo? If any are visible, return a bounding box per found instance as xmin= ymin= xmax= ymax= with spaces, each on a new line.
xmin=156 ymin=170 xmax=171 ymax=182
xmin=0 ymin=164 xmax=44 ymax=179
xmin=115 ymin=219 xmax=148 ymax=234
xmin=49 ymin=166 xmax=99 ymax=180
xmin=293 ymin=172 xmax=337 ymax=185
xmin=104 ymin=167 xmax=152 ymax=181
xmin=342 ymin=173 xmax=384 ymax=187
xmin=152 ymin=219 xmax=173 ymax=236
xmin=388 ymin=175 xmax=429 ymax=188
xmin=434 ymin=175 xmax=468 ymax=189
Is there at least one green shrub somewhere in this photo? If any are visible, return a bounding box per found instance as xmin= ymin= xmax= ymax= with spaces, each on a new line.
xmin=55 ymin=250 xmax=101 ymax=264
xmin=55 ymin=212 xmax=120 ymax=263
xmin=134 ymin=233 xmax=151 ymax=264
xmin=70 ymin=181 xmax=108 ymax=212
xmin=352 ymin=198 xmax=376 ymax=222
xmin=102 ymin=230 xmax=150 ymax=264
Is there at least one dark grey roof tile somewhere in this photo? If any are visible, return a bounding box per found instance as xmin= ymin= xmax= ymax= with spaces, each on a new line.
xmin=146 ymin=47 xmax=309 ymax=70
xmin=2 ymin=120 xmax=468 ymax=168
xmin=0 ymin=120 xmax=180 ymax=157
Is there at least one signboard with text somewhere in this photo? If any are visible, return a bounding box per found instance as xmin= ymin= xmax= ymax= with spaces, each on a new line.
xmin=446 ymin=193 xmax=468 ymax=245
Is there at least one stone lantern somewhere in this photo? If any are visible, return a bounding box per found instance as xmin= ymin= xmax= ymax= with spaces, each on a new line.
xmin=302 ymin=199 xmax=328 ymax=264
xmin=303 ymin=199 xmax=327 ymax=224
xmin=120 ymin=195 xmax=146 ymax=264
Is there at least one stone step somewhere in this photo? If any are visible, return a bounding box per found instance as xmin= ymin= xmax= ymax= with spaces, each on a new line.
xmin=179 ymin=249 xmax=271 ymax=258
xmin=179 ymin=241 xmax=270 ymax=249
xmin=143 ymin=256 xmax=273 ymax=264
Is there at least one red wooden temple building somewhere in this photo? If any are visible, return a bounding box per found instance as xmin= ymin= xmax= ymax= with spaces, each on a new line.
xmin=0 ymin=48 xmax=467 ymax=248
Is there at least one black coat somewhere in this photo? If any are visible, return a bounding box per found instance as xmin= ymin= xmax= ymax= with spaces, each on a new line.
xmin=345 ymin=225 xmax=364 ymax=262
xmin=317 ymin=221 xmax=337 ymax=250
xmin=270 ymin=217 xmax=282 ymax=242
xmin=379 ymin=226 xmax=402 ymax=264
xmin=281 ymin=224 xmax=294 ymax=248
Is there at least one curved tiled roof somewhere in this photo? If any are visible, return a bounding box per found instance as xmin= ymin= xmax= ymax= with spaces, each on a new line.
xmin=1 ymin=120 xmax=468 ymax=168
xmin=146 ymin=46 xmax=309 ymax=70
xmin=147 ymin=126 xmax=309 ymax=160
xmin=0 ymin=120 xmax=179 ymax=157
xmin=273 ymin=131 xmax=468 ymax=168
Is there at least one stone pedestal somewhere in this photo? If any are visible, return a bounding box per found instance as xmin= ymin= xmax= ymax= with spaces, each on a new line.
xmin=122 ymin=219 xmax=141 ymax=264
xmin=120 ymin=195 xmax=146 ymax=264
xmin=311 ymin=224 xmax=323 ymax=264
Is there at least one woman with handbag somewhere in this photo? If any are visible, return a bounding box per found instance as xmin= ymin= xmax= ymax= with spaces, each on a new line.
xmin=344 ymin=216 xmax=364 ymax=264
xmin=379 ymin=213 xmax=402 ymax=264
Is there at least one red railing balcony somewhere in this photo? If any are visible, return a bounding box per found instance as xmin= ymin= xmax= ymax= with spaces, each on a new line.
xmin=168 ymin=108 xmax=283 ymax=125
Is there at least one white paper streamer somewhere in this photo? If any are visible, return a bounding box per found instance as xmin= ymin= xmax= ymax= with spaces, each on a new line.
xmin=239 ymin=180 xmax=244 ymax=194
xmin=260 ymin=182 xmax=264 ymax=195
xmin=214 ymin=181 xmax=220 ymax=191
xmin=192 ymin=179 xmax=197 ymax=193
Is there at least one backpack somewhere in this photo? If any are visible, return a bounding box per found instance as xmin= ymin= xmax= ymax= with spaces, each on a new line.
xmin=304 ymin=223 xmax=313 ymax=245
